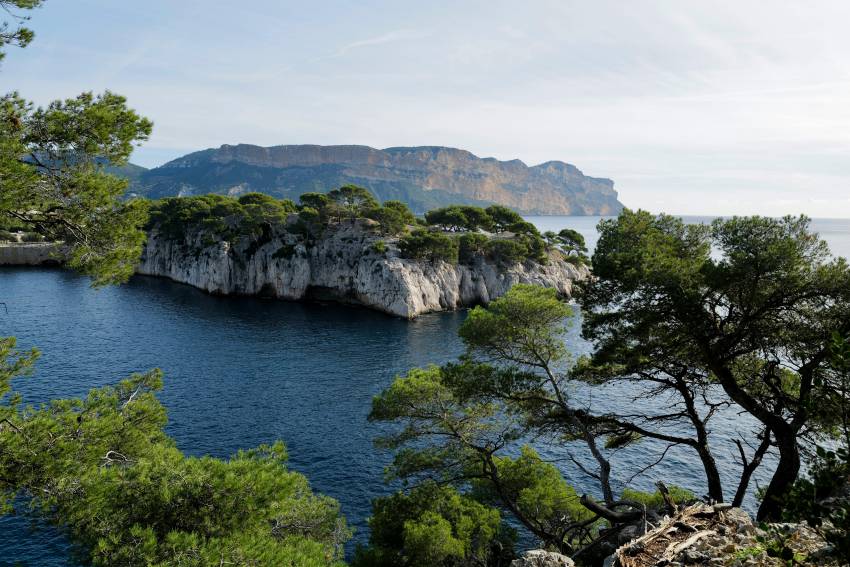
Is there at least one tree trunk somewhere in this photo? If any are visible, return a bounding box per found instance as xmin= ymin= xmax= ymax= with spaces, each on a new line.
xmin=696 ymin=442 xmax=724 ymax=503
xmin=756 ymin=433 xmax=800 ymax=521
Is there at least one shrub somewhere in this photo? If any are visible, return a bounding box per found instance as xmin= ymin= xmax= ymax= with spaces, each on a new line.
xmin=382 ymin=200 xmax=417 ymax=225
xmin=0 ymin=230 xmax=16 ymax=242
xmin=621 ymin=486 xmax=695 ymax=509
xmin=458 ymin=233 xmax=489 ymax=264
xmin=352 ymin=483 xmax=515 ymax=567
xmin=485 ymin=239 xmax=528 ymax=264
xmin=373 ymin=240 xmax=387 ymax=254
xmin=365 ymin=206 xmax=408 ymax=236
xmin=399 ymin=230 xmax=459 ymax=264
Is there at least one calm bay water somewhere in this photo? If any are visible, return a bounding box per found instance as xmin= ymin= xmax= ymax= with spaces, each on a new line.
xmin=0 ymin=215 xmax=848 ymax=565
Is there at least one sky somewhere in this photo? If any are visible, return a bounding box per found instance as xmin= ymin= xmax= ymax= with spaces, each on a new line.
xmin=4 ymin=0 xmax=850 ymax=217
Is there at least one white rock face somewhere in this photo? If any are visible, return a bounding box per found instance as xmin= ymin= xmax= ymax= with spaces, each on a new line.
xmin=137 ymin=220 xmax=590 ymax=318
xmin=511 ymin=550 xmax=575 ymax=567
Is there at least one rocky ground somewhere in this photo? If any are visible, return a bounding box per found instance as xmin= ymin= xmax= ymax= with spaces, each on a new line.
xmin=512 ymin=504 xmax=838 ymax=567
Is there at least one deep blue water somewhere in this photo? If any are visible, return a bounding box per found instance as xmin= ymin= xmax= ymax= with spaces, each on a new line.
xmin=0 ymin=215 xmax=848 ymax=565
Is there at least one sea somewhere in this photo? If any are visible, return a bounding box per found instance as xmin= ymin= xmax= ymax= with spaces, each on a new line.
xmin=0 ymin=216 xmax=848 ymax=565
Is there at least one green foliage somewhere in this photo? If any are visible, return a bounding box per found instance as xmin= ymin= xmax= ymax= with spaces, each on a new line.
xmin=148 ymin=193 xmax=295 ymax=241
xmin=458 ymin=232 xmax=489 ymax=264
xmin=620 ymin=486 xmax=695 ymax=508
xmin=583 ymin=209 xmax=850 ymax=519
xmin=459 ymin=284 xmax=572 ymax=368
xmin=399 ymin=230 xmax=459 ymax=263
xmin=0 ymin=349 xmax=349 ymax=566
xmin=327 ymin=184 xmax=378 ymax=220
xmin=365 ymin=204 xmax=410 ymax=236
xmin=382 ymin=200 xmax=417 ymax=225
xmin=373 ymin=240 xmax=387 ymax=254
xmin=0 ymin=1 xmax=43 ymax=62
xmin=1 ymin=91 xmax=152 ymax=285
xmin=367 ymin=287 xmax=612 ymax=555
xmin=0 ymin=229 xmax=14 ymax=241
xmin=425 ymin=205 xmax=494 ymax=232
xmin=299 ymin=192 xmax=331 ymax=213
xmin=485 ymin=205 xmax=523 ymax=232
xmin=353 ymin=482 xmax=515 ymax=567
xmin=544 ymin=228 xmax=588 ymax=263
xmin=557 ymin=228 xmax=587 ymax=256
xmin=485 ymin=238 xmax=528 ymax=264
xmin=471 ymin=447 xmax=595 ymax=532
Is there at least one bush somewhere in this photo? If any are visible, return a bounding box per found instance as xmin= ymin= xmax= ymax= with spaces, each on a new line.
xmin=382 ymin=200 xmax=417 ymax=225
xmin=621 ymin=486 xmax=695 ymax=509
xmin=373 ymin=240 xmax=387 ymax=254
xmin=399 ymin=230 xmax=459 ymax=263
xmin=458 ymin=233 xmax=489 ymax=264
xmin=485 ymin=239 xmax=528 ymax=264
xmin=0 ymin=230 xmax=16 ymax=242
xmin=365 ymin=205 xmax=408 ymax=236
xmin=352 ymin=483 xmax=515 ymax=567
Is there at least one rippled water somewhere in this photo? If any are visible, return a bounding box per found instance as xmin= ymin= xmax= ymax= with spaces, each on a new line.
xmin=0 ymin=215 xmax=848 ymax=565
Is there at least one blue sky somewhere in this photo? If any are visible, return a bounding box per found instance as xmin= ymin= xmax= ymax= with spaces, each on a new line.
xmin=5 ymin=0 xmax=850 ymax=217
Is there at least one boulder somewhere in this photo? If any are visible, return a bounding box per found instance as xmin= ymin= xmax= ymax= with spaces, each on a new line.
xmin=510 ymin=549 xmax=575 ymax=567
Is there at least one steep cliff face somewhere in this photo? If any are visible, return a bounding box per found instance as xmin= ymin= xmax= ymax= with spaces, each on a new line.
xmin=131 ymin=144 xmax=623 ymax=215
xmin=137 ymin=220 xmax=589 ymax=318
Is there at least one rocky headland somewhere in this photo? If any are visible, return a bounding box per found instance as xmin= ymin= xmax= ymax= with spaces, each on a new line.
xmin=137 ymin=216 xmax=589 ymax=318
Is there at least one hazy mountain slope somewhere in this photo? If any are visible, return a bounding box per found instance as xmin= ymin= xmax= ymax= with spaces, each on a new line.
xmin=129 ymin=144 xmax=624 ymax=215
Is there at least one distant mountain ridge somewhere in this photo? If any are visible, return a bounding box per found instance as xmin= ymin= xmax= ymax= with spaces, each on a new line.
xmin=127 ymin=144 xmax=624 ymax=215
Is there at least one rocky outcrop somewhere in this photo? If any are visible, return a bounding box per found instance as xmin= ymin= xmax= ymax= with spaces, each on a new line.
xmin=607 ymin=503 xmax=835 ymax=567
xmin=130 ymin=144 xmax=623 ymax=215
xmin=0 ymin=243 xmax=64 ymax=266
xmin=511 ymin=550 xmax=575 ymax=567
xmin=137 ymin=219 xmax=589 ymax=318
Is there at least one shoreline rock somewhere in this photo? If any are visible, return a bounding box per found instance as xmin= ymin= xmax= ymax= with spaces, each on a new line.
xmin=137 ymin=220 xmax=590 ymax=318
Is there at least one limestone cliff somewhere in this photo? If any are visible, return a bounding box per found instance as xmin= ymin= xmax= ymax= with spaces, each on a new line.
xmin=131 ymin=144 xmax=623 ymax=215
xmin=137 ymin=219 xmax=589 ymax=318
